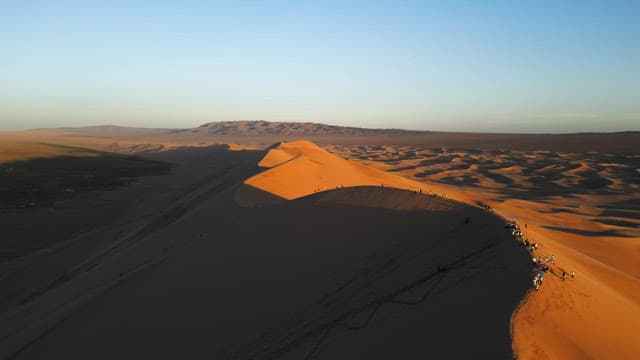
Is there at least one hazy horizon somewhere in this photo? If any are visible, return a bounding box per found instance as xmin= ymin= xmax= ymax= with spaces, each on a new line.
xmin=3 ymin=119 xmax=640 ymax=135
xmin=2 ymin=1 xmax=639 ymax=133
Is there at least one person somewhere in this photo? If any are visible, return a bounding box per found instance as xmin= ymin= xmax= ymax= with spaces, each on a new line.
xmin=561 ymin=272 xmax=567 ymax=281
xmin=571 ymin=271 xmax=576 ymax=279
xmin=419 ymin=188 xmax=422 ymax=194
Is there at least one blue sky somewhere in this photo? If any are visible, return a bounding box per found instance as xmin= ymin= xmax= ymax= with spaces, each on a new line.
xmin=1 ymin=0 xmax=638 ymax=132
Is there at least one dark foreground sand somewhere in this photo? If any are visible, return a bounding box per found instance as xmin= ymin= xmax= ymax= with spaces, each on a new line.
xmin=0 ymin=146 xmax=530 ymax=359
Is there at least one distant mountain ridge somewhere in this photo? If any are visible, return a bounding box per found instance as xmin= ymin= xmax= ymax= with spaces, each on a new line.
xmin=27 ymin=121 xmax=640 ymax=137
xmin=173 ymin=121 xmax=422 ymax=136
xmin=21 ymin=121 xmax=640 ymax=153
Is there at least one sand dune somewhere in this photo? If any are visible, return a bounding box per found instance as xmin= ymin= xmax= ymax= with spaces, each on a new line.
xmin=245 ymin=141 xmax=426 ymax=200
xmin=329 ymin=144 xmax=640 ymax=359
xmin=1 ymin=126 xmax=638 ymax=359
xmin=0 ymin=141 xmax=531 ymax=359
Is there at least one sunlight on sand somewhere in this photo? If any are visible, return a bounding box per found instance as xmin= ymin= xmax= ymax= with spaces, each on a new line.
xmin=244 ymin=141 xmax=427 ymax=200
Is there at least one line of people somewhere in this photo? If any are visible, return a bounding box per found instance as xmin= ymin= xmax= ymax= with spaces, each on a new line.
xmin=506 ymin=220 xmax=577 ymax=291
xmin=507 ymin=220 xmax=546 ymax=290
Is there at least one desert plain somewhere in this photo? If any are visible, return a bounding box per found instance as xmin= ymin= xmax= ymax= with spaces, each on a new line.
xmin=0 ymin=121 xmax=638 ymax=359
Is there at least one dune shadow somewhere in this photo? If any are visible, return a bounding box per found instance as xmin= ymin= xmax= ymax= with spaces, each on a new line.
xmin=8 ymin=185 xmax=532 ymax=360
xmin=438 ymin=175 xmax=479 ymax=186
xmin=481 ymin=171 xmax=516 ymax=185
xmin=0 ymin=144 xmax=266 ymax=264
xmin=0 ymin=152 xmax=173 ymax=208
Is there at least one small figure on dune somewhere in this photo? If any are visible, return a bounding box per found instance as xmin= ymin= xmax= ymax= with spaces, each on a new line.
xmin=540 ymin=264 xmax=549 ymax=272
xmin=561 ymin=271 xmax=567 ymax=281
xmin=571 ymin=271 xmax=576 ymax=279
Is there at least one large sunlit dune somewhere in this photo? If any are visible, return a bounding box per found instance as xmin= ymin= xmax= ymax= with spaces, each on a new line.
xmin=245 ymin=140 xmax=427 ymax=200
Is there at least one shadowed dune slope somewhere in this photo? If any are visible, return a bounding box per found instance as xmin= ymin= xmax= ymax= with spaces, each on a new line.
xmin=0 ymin=143 xmax=532 ymax=360
xmin=10 ymin=186 xmax=531 ymax=360
xmin=245 ymin=140 xmax=427 ymax=200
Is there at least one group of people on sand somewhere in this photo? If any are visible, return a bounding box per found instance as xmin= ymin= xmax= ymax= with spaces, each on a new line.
xmin=538 ymin=254 xmax=555 ymax=264
xmin=507 ymin=220 xmax=576 ymax=291
xmin=479 ymin=201 xmax=494 ymax=212
xmin=507 ymin=222 xmax=547 ymax=290
xmin=508 ymin=223 xmax=538 ymax=251
xmin=532 ymin=258 xmax=550 ymax=290
xmin=506 ymin=222 xmax=526 ymax=242
xmin=561 ymin=271 xmax=576 ymax=281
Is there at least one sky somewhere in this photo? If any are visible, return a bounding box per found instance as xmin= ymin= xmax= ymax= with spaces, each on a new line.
xmin=1 ymin=0 xmax=639 ymax=133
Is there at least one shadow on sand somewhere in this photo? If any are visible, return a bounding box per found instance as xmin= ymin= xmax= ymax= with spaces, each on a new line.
xmin=1 ymin=146 xmax=531 ymax=360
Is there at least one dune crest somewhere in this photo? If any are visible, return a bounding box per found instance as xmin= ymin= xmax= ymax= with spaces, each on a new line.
xmin=245 ymin=140 xmax=426 ymax=200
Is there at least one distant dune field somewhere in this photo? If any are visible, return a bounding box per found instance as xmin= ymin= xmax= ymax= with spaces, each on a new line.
xmin=17 ymin=120 xmax=640 ymax=153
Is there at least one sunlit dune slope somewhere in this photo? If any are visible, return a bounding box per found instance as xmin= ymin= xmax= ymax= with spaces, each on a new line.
xmin=245 ymin=140 xmax=427 ymax=199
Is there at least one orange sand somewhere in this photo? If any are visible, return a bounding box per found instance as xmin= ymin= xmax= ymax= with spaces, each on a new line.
xmin=245 ymin=141 xmax=427 ymax=200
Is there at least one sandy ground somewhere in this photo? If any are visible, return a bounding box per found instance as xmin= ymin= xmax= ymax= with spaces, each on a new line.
xmin=244 ymin=141 xmax=427 ymax=200
xmin=0 ymin=140 xmax=531 ymax=359
xmin=327 ymin=144 xmax=640 ymax=359
xmin=1 ymin=127 xmax=638 ymax=359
